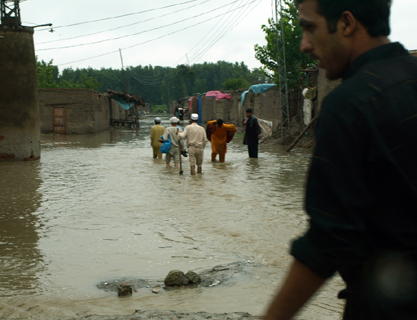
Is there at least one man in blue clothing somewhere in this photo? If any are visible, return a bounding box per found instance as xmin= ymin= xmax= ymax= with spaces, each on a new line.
xmin=263 ymin=0 xmax=417 ymax=319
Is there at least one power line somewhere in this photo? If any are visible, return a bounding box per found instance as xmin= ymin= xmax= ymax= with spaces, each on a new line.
xmin=36 ymin=0 xmax=213 ymax=45
xmin=186 ymin=0 xmax=246 ymax=63
xmin=56 ymin=0 xmax=259 ymax=67
xmin=35 ymin=0 xmax=202 ymax=31
xmin=37 ymin=0 xmax=242 ymax=51
xmin=128 ymin=67 xmax=172 ymax=83
xmin=128 ymin=70 xmax=173 ymax=86
xmin=189 ymin=0 xmax=251 ymax=63
xmin=190 ymin=0 xmax=262 ymax=64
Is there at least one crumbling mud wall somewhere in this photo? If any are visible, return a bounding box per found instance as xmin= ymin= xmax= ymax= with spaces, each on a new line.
xmin=39 ymin=89 xmax=128 ymax=134
xmin=240 ymin=87 xmax=282 ymax=132
xmin=169 ymin=70 xmax=344 ymax=147
xmin=171 ymin=88 xmax=283 ymax=132
xmin=195 ymin=87 xmax=283 ymax=133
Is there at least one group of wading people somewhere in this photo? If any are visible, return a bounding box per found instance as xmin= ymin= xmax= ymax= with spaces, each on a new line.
xmin=150 ymin=109 xmax=261 ymax=175
xmin=150 ymin=114 xmax=206 ymax=175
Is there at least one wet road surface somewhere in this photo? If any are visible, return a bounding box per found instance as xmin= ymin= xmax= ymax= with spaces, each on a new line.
xmin=0 ymin=116 xmax=344 ymax=319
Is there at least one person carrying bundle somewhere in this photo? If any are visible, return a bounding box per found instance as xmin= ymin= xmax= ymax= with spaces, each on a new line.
xmin=206 ymin=119 xmax=237 ymax=163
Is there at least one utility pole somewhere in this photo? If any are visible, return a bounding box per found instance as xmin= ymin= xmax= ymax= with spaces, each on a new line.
xmin=1 ymin=0 xmax=21 ymax=26
xmin=167 ymin=77 xmax=171 ymax=115
xmin=275 ymin=0 xmax=291 ymax=141
xmin=119 ymin=48 xmax=128 ymax=93
xmin=119 ymin=48 xmax=138 ymax=127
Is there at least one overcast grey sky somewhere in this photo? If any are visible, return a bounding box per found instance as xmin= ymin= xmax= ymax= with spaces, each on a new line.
xmin=20 ymin=0 xmax=417 ymax=71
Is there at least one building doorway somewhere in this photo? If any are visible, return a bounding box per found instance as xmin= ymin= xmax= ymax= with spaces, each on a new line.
xmin=53 ymin=107 xmax=66 ymax=134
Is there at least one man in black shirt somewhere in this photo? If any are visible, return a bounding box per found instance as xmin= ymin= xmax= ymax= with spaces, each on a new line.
xmin=243 ymin=108 xmax=262 ymax=158
xmin=264 ymin=0 xmax=417 ymax=319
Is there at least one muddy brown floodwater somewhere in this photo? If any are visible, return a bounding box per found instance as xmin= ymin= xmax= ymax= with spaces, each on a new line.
xmin=0 ymin=117 xmax=345 ymax=320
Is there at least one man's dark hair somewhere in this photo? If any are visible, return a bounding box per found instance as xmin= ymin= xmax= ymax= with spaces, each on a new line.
xmin=246 ymin=108 xmax=253 ymax=113
xmin=295 ymin=0 xmax=391 ymax=37
xmin=217 ymin=119 xmax=224 ymax=128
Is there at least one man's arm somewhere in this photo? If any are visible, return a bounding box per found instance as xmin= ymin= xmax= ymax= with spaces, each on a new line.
xmin=201 ymin=127 xmax=208 ymax=146
xmin=263 ymin=259 xmax=326 ymax=320
xmin=177 ymin=126 xmax=187 ymax=140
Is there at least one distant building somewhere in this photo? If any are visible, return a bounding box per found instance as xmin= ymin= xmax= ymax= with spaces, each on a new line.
xmin=38 ymin=88 xmax=144 ymax=134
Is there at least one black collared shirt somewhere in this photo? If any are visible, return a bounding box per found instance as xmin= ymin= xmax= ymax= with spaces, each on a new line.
xmin=291 ymin=43 xmax=417 ymax=283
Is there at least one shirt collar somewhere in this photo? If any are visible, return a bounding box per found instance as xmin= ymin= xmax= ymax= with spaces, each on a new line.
xmin=342 ymin=42 xmax=409 ymax=80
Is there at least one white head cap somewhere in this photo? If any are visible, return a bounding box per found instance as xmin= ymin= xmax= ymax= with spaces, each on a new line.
xmin=191 ymin=113 xmax=198 ymax=121
xmin=154 ymin=117 xmax=161 ymax=123
xmin=170 ymin=117 xmax=179 ymax=123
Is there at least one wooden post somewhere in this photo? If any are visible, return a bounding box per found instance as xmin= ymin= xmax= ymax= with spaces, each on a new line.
xmin=286 ymin=116 xmax=318 ymax=152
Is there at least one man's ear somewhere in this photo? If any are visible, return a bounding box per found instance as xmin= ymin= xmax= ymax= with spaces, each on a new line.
xmin=339 ymin=11 xmax=358 ymax=36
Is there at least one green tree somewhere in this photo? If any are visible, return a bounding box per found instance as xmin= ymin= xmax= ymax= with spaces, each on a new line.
xmin=222 ymin=78 xmax=250 ymax=90
xmin=177 ymin=64 xmax=197 ymax=96
xmin=40 ymin=59 xmax=273 ymax=105
xmin=254 ymin=0 xmax=316 ymax=88
xmin=248 ymin=68 xmax=273 ymax=84
xmin=193 ymin=78 xmax=207 ymax=94
xmin=56 ymin=67 xmax=101 ymax=90
xmin=36 ymin=57 xmax=58 ymax=88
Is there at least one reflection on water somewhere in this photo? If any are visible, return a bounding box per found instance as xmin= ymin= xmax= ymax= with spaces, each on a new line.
xmin=0 ymin=162 xmax=44 ymax=296
xmin=0 ymin=117 xmax=344 ymax=319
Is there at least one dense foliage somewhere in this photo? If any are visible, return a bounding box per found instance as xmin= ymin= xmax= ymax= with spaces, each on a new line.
xmin=36 ymin=58 xmax=271 ymax=106
xmin=254 ymin=0 xmax=316 ymax=89
xmin=223 ymin=78 xmax=251 ymax=90
xmin=36 ymin=58 xmax=101 ymax=90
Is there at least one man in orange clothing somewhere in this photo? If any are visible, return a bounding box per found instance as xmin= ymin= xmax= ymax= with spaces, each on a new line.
xmin=207 ymin=119 xmax=237 ymax=163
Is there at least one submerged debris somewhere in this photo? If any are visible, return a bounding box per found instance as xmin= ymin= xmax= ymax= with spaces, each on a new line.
xmin=98 ymin=261 xmax=258 ymax=295
xmin=117 ymin=282 xmax=132 ymax=297
xmin=152 ymin=285 xmax=162 ymax=294
xmin=164 ymin=270 xmax=189 ymax=286
xmin=185 ymin=270 xmax=202 ymax=284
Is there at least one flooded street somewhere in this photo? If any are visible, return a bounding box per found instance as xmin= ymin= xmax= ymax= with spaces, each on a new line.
xmin=0 ymin=117 xmax=344 ymax=319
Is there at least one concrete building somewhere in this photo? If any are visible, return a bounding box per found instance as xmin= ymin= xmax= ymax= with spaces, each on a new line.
xmin=0 ymin=24 xmax=40 ymax=161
